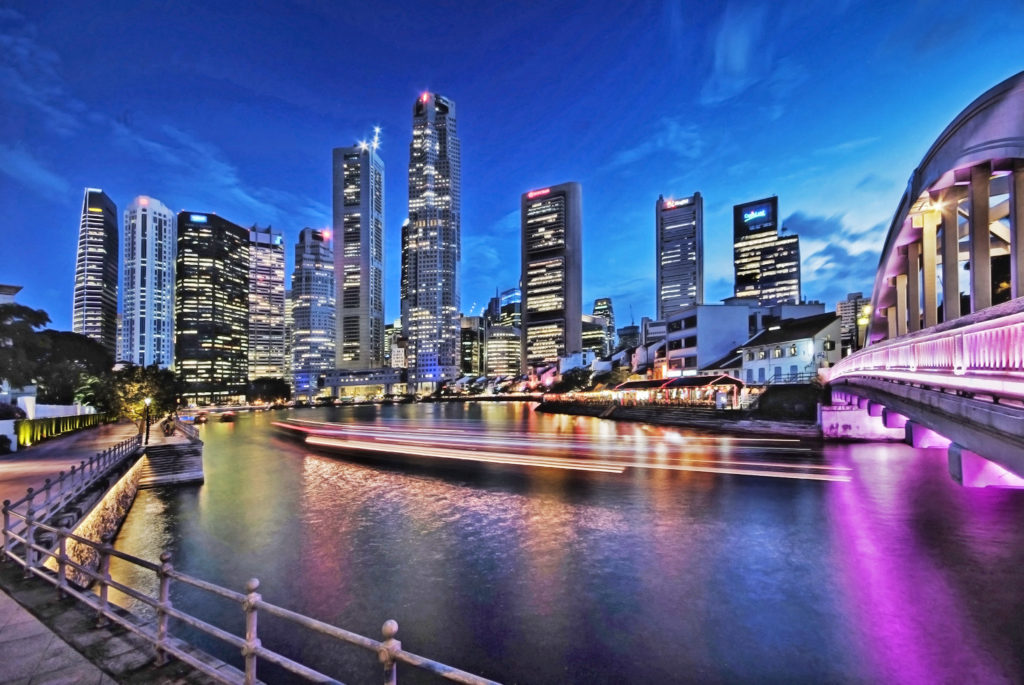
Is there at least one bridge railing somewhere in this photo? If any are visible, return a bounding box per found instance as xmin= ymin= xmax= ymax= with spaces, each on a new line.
xmin=0 ymin=515 xmax=498 ymax=685
xmin=828 ymin=306 xmax=1024 ymax=401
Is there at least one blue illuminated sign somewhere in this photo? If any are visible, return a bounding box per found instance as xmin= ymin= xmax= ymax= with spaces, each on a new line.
xmin=190 ymin=214 xmax=208 ymax=223
xmin=743 ymin=208 xmax=767 ymax=222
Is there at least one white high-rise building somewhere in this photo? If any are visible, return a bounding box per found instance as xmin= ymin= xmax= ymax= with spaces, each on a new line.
xmin=656 ymin=193 xmax=703 ymax=319
xmin=73 ymin=188 xmax=118 ymax=357
xmin=291 ymin=228 xmax=336 ymax=397
xmin=248 ymin=225 xmax=286 ymax=380
xmin=333 ymin=130 xmax=385 ymax=370
xmin=401 ymin=92 xmax=461 ymax=387
xmin=121 ymin=195 xmax=174 ymax=367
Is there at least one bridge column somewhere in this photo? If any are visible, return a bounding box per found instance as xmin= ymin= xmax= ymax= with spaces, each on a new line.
xmin=882 ymin=408 xmax=907 ymax=429
xmin=905 ymin=421 xmax=951 ymax=449
xmin=894 ymin=273 xmax=908 ymax=336
xmin=1009 ymin=161 xmax=1024 ymax=299
xmin=940 ymin=190 xmax=961 ymax=322
xmin=968 ymin=162 xmax=991 ymax=313
xmin=920 ymin=209 xmax=939 ymax=327
xmin=949 ymin=444 xmax=1024 ymax=488
xmin=906 ymin=242 xmax=921 ymax=332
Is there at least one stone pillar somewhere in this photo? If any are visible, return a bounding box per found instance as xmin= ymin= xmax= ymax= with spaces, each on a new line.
xmin=921 ymin=211 xmax=939 ymax=328
xmin=886 ymin=306 xmax=897 ymax=339
xmin=1009 ymin=161 xmax=1024 ymax=300
xmin=895 ymin=273 xmax=908 ymax=336
xmin=907 ymin=242 xmax=921 ymax=332
xmin=940 ymin=192 xmax=960 ymax=322
xmin=968 ymin=162 xmax=991 ymax=313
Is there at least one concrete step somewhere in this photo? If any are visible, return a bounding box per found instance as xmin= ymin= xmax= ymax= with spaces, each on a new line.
xmin=138 ymin=444 xmax=205 ymax=489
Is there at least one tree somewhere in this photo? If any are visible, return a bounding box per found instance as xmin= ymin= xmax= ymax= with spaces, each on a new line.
xmin=551 ymin=367 xmax=593 ymax=393
xmin=78 ymin=364 xmax=179 ymax=427
xmin=247 ymin=377 xmax=291 ymax=402
xmin=35 ymin=330 xmax=113 ymax=404
xmin=0 ymin=304 xmax=50 ymax=388
xmin=592 ymin=365 xmax=632 ymax=389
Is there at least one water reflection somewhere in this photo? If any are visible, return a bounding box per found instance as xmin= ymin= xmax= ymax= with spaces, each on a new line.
xmin=112 ymin=403 xmax=1024 ymax=683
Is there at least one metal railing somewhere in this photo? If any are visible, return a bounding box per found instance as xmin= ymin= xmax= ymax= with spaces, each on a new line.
xmin=1 ymin=439 xmax=499 ymax=685
xmin=828 ymin=307 xmax=1024 ymax=402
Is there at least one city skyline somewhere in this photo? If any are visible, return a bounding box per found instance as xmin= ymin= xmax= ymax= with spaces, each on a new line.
xmin=3 ymin=3 xmax=1024 ymax=331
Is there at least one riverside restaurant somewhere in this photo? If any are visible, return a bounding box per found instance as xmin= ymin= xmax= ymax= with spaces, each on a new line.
xmin=546 ymin=374 xmax=748 ymax=409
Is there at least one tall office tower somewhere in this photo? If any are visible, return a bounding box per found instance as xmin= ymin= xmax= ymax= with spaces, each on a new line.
xmin=592 ymin=297 xmax=615 ymax=354
xmin=73 ymin=188 xmax=118 ymax=357
xmin=521 ymin=182 xmax=583 ymax=369
xmin=122 ymin=196 xmax=176 ymax=367
xmin=460 ymin=315 xmax=487 ymax=376
xmin=401 ymin=92 xmax=461 ymax=387
xmin=582 ymin=314 xmax=610 ymax=357
xmin=248 ymin=225 xmax=286 ymax=380
xmin=485 ymin=326 xmax=521 ymax=377
xmin=175 ymin=212 xmax=250 ymax=404
xmin=733 ymin=196 xmax=801 ymax=306
xmin=284 ymin=289 xmax=293 ymax=387
xmin=657 ymin=192 xmax=703 ymax=318
xmin=291 ymin=228 xmax=336 ymax=396
xmin=333 ymin=131 xmax=385 ymax=370
xmin=498 ymin=288 xmax=522 ymax=329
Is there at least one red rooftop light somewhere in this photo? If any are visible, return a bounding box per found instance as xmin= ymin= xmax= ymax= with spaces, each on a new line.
xmin=527 ymin=188 xmax=551 ymax=199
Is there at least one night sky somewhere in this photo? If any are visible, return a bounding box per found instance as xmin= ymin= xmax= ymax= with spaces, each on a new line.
xmin=2 ymin=1 xmax=1022 ymax=331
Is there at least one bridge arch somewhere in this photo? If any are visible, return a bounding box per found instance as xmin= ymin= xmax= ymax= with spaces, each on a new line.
xmin=866 ymin=71 xmax=1024 ymax=344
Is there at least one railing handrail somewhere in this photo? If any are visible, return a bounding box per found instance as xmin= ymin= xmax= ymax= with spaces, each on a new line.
xmin=2 ymin=469 xmax=501 ymax=685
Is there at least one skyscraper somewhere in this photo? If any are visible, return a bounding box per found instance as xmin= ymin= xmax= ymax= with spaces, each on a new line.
xmin=401 ymin=92 xmax=461 ymax=387
xmin=733 ymin=196 xmax=801 ymax=306
xmin=291 ymin=228 xmax=336 ymax=397
xmin=592 ymin=297 xmax=615 ymax=355
xmin=122 ymin=196 xmax=175 ymax=367
xmin=521 ymin=182 xmax=582 ymax=369
xmin=175 ymin=212 xmax=250 ymax=404
xmin=73 ymin=188 xmax=118 ymax=357
xmin=333 ymin=131 xmax=385 ymax=370
xmin=657 ymin=192 xmax=703 ymax=318
xmin=248 ymin=225 xmax=286 ymax=380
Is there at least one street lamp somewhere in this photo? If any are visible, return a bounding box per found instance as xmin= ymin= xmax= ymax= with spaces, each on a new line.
xmin=144 ymin=397 xmax=152 ymax=445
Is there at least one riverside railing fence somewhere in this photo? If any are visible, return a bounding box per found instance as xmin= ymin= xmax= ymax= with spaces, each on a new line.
xmin=1 ymin=444 xmax=500 ymax=685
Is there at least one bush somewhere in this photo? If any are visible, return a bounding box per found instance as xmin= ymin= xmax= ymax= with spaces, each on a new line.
xmin=0 ymin=403 xmax=26 ymax=420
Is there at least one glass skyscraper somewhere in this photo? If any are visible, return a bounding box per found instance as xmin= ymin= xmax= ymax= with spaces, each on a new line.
xmin=291 ymin=228 xmax=336 ymax=397
xmin=73 ymin=188 xmax=118 ymax=357
xmin=175 ymin=212 xmax=250 ymax=404
xmin=248 ymin=225 xmax=286 ymax=381
xmin=657 ymin=192 xmax=703 ymax=318
xmin=733 ymin=196 xmax=801 ymax=306
xmin=333 ymin=133 xmax=385 ymax=370
xmin=122 ymin=196 xmax=175 ymax=367
xmin=401 ymin=92 xmax=461 ymax=387
xmin=521 ymin=182 xmax=583 ymax=368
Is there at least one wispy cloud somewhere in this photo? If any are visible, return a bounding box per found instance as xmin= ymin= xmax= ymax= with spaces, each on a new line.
xmin=783 ymin=212 xmax=883 ymax=304
xmin=608 ymin=117 xmax=705 ymax=170
xmin=0 ymin=143 xmax=73 ymax=197
xmin=814 ymin=137 xmax=879 ymax=156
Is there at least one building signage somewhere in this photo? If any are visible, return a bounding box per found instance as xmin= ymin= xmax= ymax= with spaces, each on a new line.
xmin=527 ymin=188 xmax=551 ymax=199
xmin=189 ymin=214 xmax=207 ymax=223
xmin=743 ymin=207 xmax=768 ymax=222
xmin=662 ymin=198 xmax=691 ymax=210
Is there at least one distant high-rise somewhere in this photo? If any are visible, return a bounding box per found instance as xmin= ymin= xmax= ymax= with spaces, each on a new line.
xmin=402 ymin=92 xmax=461 ymax=387
xmin=248 ymin=225 xmax=286 ymax=380
xmin=836 ymin=291 xmax=871 ymax=353
xmin=657 ymin=193 xmax=703 ymax=318
xmin=733 ymin=196 xmax=801 ymax=306
xmin=73 ymin=188 xmax=118 ymax=357
xmin=582 ymin=314 xmax=610 ymax=358
xmin=592 ymin=298 xmax=615 ymax=355
xmin=122 ymin=196 xmax=175 ymax=367
xmin=460 ymin=315 xmax=487 ymax=376
xmin=175 ymin=212 xmax=249 ymax=404
xmin=486 ymin=326 xmax=521 ymax=378
xmin=521 ymin=182 xmax=582 ymax=368
xmin=291 ymin=228 xmax=336 ymax=397
xmin=333 ymin=131 xmax=385 ymax=370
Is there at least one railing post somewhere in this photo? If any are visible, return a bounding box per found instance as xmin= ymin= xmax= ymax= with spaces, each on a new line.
xmin=57 ymin=528 xmax=68 ymax=599
xmin=42 ymin=478 xmax=53 ymax=514
xmin=378 ymin=620 xmax=401 ymax=685
xmin=23 ymin=489 xmax=36 ymax=577
xmin=156 ymin=551 xmax=173 ymax=665
xmin=96 ymin=534 xmax=112 ymax=627
xmin=242 ymin=578 xmax=261 ymax=685
xmin=79 ymin=461 xmax=87 ymax=487
xmin=1 ymin=500 xmax=10 ymax=562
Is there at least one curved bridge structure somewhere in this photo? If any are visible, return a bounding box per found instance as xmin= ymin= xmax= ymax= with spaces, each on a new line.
xmin=824 ymin=71 xmax=1024 ymax=487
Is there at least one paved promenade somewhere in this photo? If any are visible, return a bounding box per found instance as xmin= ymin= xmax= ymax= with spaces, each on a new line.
xmin=0 ymin=422 xmax=150 ymax=684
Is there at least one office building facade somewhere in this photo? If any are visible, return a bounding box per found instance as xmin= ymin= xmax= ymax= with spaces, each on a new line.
xmin=592 ymin=297 xmax=615 ymax=355
xmin=657 ymin=193 xmax=703 ymax=318
xmin=521 ymin=182 xmax=582 ymax=368
xmin=401 ymin=92 xmax=461 ymax=386
xmin=333 ymin=134 xmax=385 ymax=370
xmin=122 ymin=196 xmax=175 ymax=367
xmin=733 ymin=196 xmax=801 ymax=306
xmin=73 ymin=188 xmax=118 ymax=357
xmin=291 ymin=228 xmax=336 ymax=397
xmin=175 ymin=212 xmax=250 ymax=404
xmin=248 ymin=225 xmax=286 ymax=380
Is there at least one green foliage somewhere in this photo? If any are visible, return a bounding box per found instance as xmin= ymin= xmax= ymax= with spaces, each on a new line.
xmin=551 ymin=366 xmax=593 ymax=393
xmin=247 ymin=376 xmax=291 ymax=402
xmin=0 ymin=304 xmax=51 ymax=388
xmin=35 ymin=330 xmax=113 ymax=404
xmin=77 ymin=364 xmax=178 ymax=423
xmin=592 ymin=365 xmax=632 ymax=389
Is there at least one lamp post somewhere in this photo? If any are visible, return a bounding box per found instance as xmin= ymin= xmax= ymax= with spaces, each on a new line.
xmin=144 ymin=397 xmax=152 ymax=445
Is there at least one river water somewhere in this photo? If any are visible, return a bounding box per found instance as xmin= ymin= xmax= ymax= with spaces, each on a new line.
xmin=111 ymin=403 xmax=1024 ymax=684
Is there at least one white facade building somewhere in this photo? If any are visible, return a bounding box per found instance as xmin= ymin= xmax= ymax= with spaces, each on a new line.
xmin=121 ymin=196 xmax=175 ymax=367
xmin=248 ymin=225 xmax=286 ymax=380
xmin=738 ymin=313 xmax=841 ymax=384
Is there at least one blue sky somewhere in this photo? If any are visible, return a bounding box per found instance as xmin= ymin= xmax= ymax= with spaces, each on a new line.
xmin=2 ymin=1 xmax=1022 ymax=331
